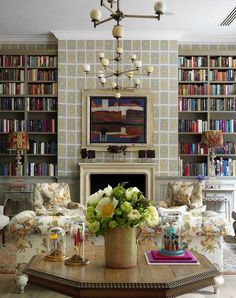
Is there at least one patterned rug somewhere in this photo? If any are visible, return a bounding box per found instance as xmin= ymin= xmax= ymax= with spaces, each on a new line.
xmin=223 ymin=235 xmax=236 ymax=275
xmin=0 ymin=233 xmax=16 ymax=274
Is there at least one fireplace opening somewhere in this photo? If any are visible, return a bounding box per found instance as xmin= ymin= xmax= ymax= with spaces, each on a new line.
xmin=90 ymin=174 xmax=146 ymax=196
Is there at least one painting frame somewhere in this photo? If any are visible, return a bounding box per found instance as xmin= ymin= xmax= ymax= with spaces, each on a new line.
xmin=81 ymin=89 xmax=154 ymax=150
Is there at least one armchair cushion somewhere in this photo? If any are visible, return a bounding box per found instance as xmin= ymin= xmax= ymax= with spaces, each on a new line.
xmin=165 ymin=181 xmax=203 ymax=209
xmin=33 ymin=183 xmax=74 ymax=216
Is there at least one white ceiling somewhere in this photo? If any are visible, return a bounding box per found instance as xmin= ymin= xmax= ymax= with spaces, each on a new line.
xmin=1 ymin=0 xmax=236 ymax=43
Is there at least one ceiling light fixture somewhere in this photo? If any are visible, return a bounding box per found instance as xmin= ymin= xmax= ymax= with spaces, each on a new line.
xmin=83 ymin=0 xmax=171 ymax=98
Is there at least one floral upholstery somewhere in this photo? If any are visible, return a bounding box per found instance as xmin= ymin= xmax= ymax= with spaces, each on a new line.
xmin=33 ymin=183 xmax=78 ymax=216
xmin=154 ymin=182 xmax=228 ymax=271
xmin=161 ymin=181 xmax=203 ymax=209
xmin=9 ymin=183 xmax=85 ymax=273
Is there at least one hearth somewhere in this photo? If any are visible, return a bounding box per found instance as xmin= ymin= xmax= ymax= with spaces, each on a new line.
xmin=79 ymin=162 xmax=155 ymax=204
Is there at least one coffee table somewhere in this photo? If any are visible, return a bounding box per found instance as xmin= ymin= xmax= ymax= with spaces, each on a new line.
xmin=22 ymin=243 xmax=223 ymax=298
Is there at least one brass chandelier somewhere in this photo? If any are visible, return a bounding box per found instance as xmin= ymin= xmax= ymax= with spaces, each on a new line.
xmin=83 ymin=1 xmax=169 ymax=98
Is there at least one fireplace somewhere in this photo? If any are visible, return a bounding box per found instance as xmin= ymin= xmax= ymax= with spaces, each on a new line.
xmin=79 ymin=162 xmax=155 ymax=204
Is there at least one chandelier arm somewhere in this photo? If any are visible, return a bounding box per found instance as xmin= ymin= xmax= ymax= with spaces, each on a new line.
xmin=95 ymin=17 xmax=114 ymax=26
xmin=120 ymin=68 xmax=138 ymax=75
xmin=124 ymin=14 xmax=161 ymax=20
xmin=102 ymin=2 xmax=116 ymax=14
xmin=104 ymin=73 xmax=117 ymax=79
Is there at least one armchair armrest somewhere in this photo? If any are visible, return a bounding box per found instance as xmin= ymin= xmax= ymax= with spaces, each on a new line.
xmin=0 ymin=205 xmax=4 ymax=215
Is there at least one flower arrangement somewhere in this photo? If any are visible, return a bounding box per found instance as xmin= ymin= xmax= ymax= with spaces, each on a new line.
xmin=86 ymin=183 xmax=159 ymax=236
xmin=107 ymin=145 xmax=127 ymax=155
xmin=196 ymin=175 xmax=206 ymax=183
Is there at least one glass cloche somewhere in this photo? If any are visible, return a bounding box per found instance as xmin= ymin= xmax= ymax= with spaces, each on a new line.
xmin=158 ymin=212 xmax=184 ymax=256
xmin=44 ymin=227 xmax=67 ymax=261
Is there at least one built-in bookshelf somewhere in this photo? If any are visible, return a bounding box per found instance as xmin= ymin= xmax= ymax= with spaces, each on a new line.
xmin=178 ymin=52 xmax=236 ymax=177
xmin=0 ymin=51 xmax=57 ymax=177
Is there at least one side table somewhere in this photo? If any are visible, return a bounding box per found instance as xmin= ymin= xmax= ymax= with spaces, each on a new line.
xmin=3 ymin=190 xmax=33 ymax=217
xmin=202 ymin=187 xmax=234 ymax=220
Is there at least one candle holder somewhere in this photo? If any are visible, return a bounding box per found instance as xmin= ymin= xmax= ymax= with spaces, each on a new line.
xmin=65 ymin=220 xmax=89 ymax=266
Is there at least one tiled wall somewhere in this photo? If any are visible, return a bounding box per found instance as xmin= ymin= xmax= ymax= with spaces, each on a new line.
xmin=57 ymin=40 xmax=179 ymax=176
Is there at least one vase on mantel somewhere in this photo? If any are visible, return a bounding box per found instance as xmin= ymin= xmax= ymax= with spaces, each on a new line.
xmin=104 ymin=227 xmax=137 ymax=269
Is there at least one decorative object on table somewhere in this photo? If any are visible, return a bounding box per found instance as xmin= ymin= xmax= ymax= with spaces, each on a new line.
xmin=145 ymin=249 xmax=199 ymax=265
xmin=86 ymin=0 xmax=173 ymax=99
xmin=201 ymin=130 xmax=223 ymax=177
xmin=146 ymin=150 xmax=155 ymax=161
xmin=158 ymin=212 xmax=185 ymax=257
xmin=80 ymin=148 xmax=87 ymax=160
xmin=138 ymin=150 xmax=146 ymax=162
xmin=107 ymin=145 xmax=127 ymax=161
xmin=65 ymin=220 xmax=89 ymax=266
xmin=44 ymin=227 xmax=67 ymax=261
xmin=8 ymin=132 xmax=29 ymax=176
xmin=8 ymin=179 xmax=27 ymax=191
xmin=87 ymin=150 xmax=96 ymax=161
xmin=86 ymin=182 xmax=159 ymax=268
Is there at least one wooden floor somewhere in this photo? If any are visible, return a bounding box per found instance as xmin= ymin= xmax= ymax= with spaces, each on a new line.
xmin=0 ymin=274 xmax=235 ymax=297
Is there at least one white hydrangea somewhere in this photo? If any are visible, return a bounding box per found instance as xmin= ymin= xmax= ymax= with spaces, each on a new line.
xmin=145 ymin=206 xmax=159 ymax=227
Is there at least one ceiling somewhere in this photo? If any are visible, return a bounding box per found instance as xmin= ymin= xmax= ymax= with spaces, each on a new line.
xmin=1 ymin=0 xmax=236 ymax=43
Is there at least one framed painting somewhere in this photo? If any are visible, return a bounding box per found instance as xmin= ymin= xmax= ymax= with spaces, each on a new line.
xmin=82 ymin=89 xmax=154 ymax=150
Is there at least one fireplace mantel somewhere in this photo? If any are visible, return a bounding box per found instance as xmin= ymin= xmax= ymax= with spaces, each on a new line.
xmin=79 ymin=162 xmax=155 ymax=204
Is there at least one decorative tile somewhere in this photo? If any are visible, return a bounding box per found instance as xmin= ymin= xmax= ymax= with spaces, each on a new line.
xmin=68 ymin=40 xmax=76 ymax=50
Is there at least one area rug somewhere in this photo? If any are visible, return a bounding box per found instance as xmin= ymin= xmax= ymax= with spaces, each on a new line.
xmin=223 ymin=235 xmax=236 ymax=275
xmin=0 ymin=233 xmax=16 ymax=274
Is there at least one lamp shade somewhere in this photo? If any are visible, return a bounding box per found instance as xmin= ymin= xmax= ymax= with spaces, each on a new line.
xmin=201 ymin=130 xmax=223 ymax=148
xmin=8 ymin=132 xmax=29 ymax=150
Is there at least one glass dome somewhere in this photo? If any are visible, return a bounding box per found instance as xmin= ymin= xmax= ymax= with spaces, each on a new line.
xmin=158 ymin=212 xmax=184 ymax=256
xmin=45 ymin=227 xmax=67 ymax=261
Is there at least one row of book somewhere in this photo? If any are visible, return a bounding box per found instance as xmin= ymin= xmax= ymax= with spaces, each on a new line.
xmin=210 ymin=97 xmax=236 ymax=111
xmin=214 ymin=158 xmax=236 ymax=176
xmin=26 ymin=119 xmax=56 ymax=133
xmin=27 ymin=162 xmax=56 ymax=176
xmin=0 ymin=162 xmax=56 ymax=176
xmin=210 ymin=84 xmax=236 ymax=96
xmin=29 ymin=139 xmax=57 ymax=155
xmin=179 ymin=141 xmax=236 ymax=155
xmin=0 ymin=97 xmax=57 ymax=111
xmin=26 ymin=97 xmax=57 ymax=111
xmin=28 ymin=56 xmax=57 ymax=68
xmin=178 ymin=98 xmax=208 ymax=111
xmin=210 ymin=119 xmax=236 ymax=133
xmin=178 ymin=56 xmax=208 ymax=68
xmin=215 ymin=142 xmax=236 ymax=154
xmin=178 ymin=142 xmax=207 ymax=155
xmin=0 ymin=55 xmax=25 ymax=67
xmin=210 ymin=56 xmax=236 ymax=68
xmin=0 ymin=97 xmax=25 ymax=111
xmin=0 ymin=119 xmax=56 ymax=133
xmin=209 ymin=69 xmax=236 ymax=82
xmin=0 ymin=82 xmax=24 ymax=95
xmin=27 ymin=69 xmax=57 ymax=82
xmin=0 ymin=119 xmax=25 ymax=132
xmin=0 ymin=69 xmax=25 ymax=81
xmin=178 ymin=69 xmax=207 ymax=82
xmin=179 ymin=159 xmax=207 ymax=176
xmin=179 ymin=84 xmax=208 ymax=96
xmin=28 ymin=83 xmax=57 ymax=95
xmin=178 ymin=119 xmax=208 ymax=133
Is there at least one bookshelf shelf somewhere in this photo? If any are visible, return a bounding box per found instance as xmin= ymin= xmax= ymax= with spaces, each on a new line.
xmin=179 ymin=52 xmax=236 ymax=177
xmin=0 ymin=51 xmax=57 ymax=177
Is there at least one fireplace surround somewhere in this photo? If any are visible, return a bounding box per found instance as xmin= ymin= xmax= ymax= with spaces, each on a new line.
xmin=79 ymin=162 xmax=155 ymax=204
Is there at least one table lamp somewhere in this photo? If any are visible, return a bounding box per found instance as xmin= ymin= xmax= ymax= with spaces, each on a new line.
xmin=8 ymin=132 xmax=29 ymax=176
xmin=201 ymin=130 xmax=223 ymax=177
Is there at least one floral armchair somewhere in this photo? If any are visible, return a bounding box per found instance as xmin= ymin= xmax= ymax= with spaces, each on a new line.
xmin=154 ymin=181 xmax=228 ymax=271
xmin=10 ymin=183 xmax=84 ymax=274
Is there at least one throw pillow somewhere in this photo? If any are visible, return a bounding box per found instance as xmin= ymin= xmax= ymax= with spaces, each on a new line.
xmin=171 ymin=183 xmax=194 ymax=207
xmin=190 ymin=182 xmax=203 ymax=209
